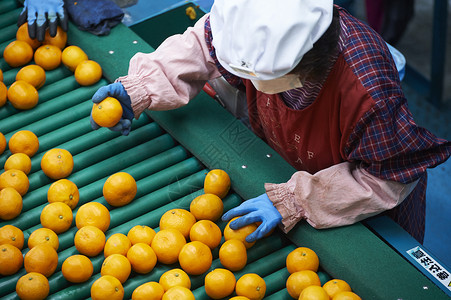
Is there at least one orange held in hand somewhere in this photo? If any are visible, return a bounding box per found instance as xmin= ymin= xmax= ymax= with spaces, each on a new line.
xmin=224 ymin=217 xmax=258 ymax=249
xmin=7 ymin=80 xmax=39 ymax=110
xmin=41 ymin=148 xmax=74 ymax=180
xmin=16 ymin=23 xmax=41 ymax=49
xmin=92 ymin=97 xmax=124 ymax=128
xmin=43 ymin=26 xmax=67 ymax=49
xmin=102 ymin=171 xmax=137 ymax=207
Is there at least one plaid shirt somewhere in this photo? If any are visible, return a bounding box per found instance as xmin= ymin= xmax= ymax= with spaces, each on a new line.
xmin=204 ymin=7 xmax=451 ymax=242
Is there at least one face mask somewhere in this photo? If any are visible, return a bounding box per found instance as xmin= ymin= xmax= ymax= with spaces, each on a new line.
xmin=250 ymin=74 xmax=303 ymax=94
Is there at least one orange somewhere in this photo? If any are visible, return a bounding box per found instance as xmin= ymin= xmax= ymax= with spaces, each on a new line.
xmin=16 ymin=64 xmax=46 ymax=89
xmin=40 ymin=202 xmax=73 ymax=234
xmin=230 ymin=297 xmax=251 ymax=300
xmin=27 ymin=228 xmax=59 ymax=251
xmin=91 ymin=275 xmax=124 ymax=300
xmin=189 ymin=220 xmax=222 ymax=249
xmin=16 ymin=23 xmax=41 ymax=49
xmin=102 ymin=171 xmax=137 ymax=207
xmin=189 ymin=193 xmax=224 ymax=221
xmin=0 ymin=169 xmax=29 ymax=196
xmin=91 ymin=97 xmax=123 ymax=128
xmin=8 ymin=130 xmax=39 ymax=157
xmin=0 ymin=187 xmax=23 ymax=220
xmin=104 ymin=233 xmax=132 ymax=257
xmin=43 ymin=26 xmax=67 ymax=49
xmin=299 ymin=285 xmax=330 ymax=300
xmin=7 ymin=80 xmax=39 ymax=110
xmin=162 ymin=286 xmax=194 ymax=300
xmin=204 ymin=268 xmax=236 ymax=299
xmin=40 ymin=148 xmax=74 ymax=180
xmin=16 ymin=272 xmax=49 ymax=300
xmin=323 ymin=279 xmax=352 ymax=298
xmin=132 ymin=282 xmax=165 ymax=300
xmin=47 ymin=179 xmax=79 ymax=209
xmin=286 ymin=247 xmax=320 ymax=274
xmin=286 ymin=270 xmax=321 ymax=299
xmin=235 ymin=273 xmax=266 ymax=300
xmin=159 ymin=268 xmax=191 ymax=291
xmin=224 ymin=217 xmax=258 ymax=249
xmin=75 ymin=60 xmax=102 ymax=86
xmin=127 ymin=225 xmax=156 ymax=245
xmin=159 ymin=208 xmax=196 ymax=239
xmin=332 ymin=291 xmax=362 ymax=300
xmin=0 ymin=224 xmax=24 ymax=249
xmin=178 ymin=241 xmax=212 ymax=275
xmin=204 ymin=169 xmax=231 ymax=199
xmin=4 ymin=153 xmax=32 ymax=175
xmin=75 ymin=201 xmax=111 ymax=232
xmin=126 ymin=242 xmax=157 ymax=274
xmin=62 ymin=45 xmax=88 ymax=72
xmin=74 ymin=225 xmax=106 ymax=257
xmin=0 ymin=132 xmax=6 ymax=154
xmin=0 ymin=68 xmax=2 ymax=81
xmin=34 ymin=44 xmax=62 ymax=70
xmin=24 ymin=243 xmax=58 ymax=277
xmin=151 ymin=229 xmax=186 ymax=264
xmin=61 ymin=254 xmax=94 ymax=283
xmin=219 ymin=239 xmax=247 ymax=271
xmin=3 ymin=40 xmax=33 ymax=67
xmin=101 ymin=253 xmax=132 ymax=283
xmin=0 ymin=244 xmax=23 ymax=275
xmin=0 ymin=82 xmax=7 ymax=107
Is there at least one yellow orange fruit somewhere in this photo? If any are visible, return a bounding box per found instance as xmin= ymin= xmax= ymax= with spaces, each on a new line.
xmin=219 ymin=239 xmax=248 ymax=272
xmin=229 ymin=297 xmax=251 ymax=300
xmin=0 ymin=69 xmax=2 ymax=81
xmin=151 ymin=229 xmax=186 ymax=264
xmin=235 ymin=273 xmax=266 ymax=300
xmin=47 ymin=179 xmax=79 ymax=209
xmin=4 ymin=153 xmax=32 ymax=175
xmin=323 ymin=279 xmax=352 ymax=298
xmin=162 ymin=286 xmax=194 ymax=300
xmin=101 ymin=253 xmax=132 ymax=283
xmin=8 ymin=130 xmax=39 ymax=157
xmin=132 ymin=282 xmax=165 ymax=300
xmin=40 ymin=202 xmax=73 ymax=234
xmin=91 ymin=275 xmax=124 ymax=300
xmin=27 ymin=228 xmax=59 ymax=251
xmin=299 ymin=285 xmax=330 ymax=300
xmin=127 ymin=225 xmax=156 ymax=245
xmin=189 ymin=219 xmax=222 ymax=249
xmin=92 ymin=97 xmax=124 ymax=128
xmin=16 ymin=23 xmax=41 ymax=49
xmin=178 ymin=241 xmax=213 ymax=275
xmin=0 ymin=169 xmax=29 ymax=196
xmin=332 ymin=291 xmax=362 ymax=300
xmin=61 ymin=254 xmax=94 ymax=283
xmin=75 ymin=60 xmax=102 ymax=86
xmin=204 ymin=268 xmax=236 ymax=299
xmin=286 ymin=247 xmax=320 ymax=274
xmin=224 ymin=217 xmax=257 ymax=249
xmin=62 ymin=45 xmax=88 ymax=72
xmin=159 ymin=268 xmax=191 ymax=291
xmin=0 ymin=82 xmax=7 ymax=107
xmin=0 ymin=132 xmax=6 ymax=154
xmin=189 ymin=193 xmax=224 ymax=221
xmin=3 ymin=40 xmax=33 ymax=67
xmin=40 ymin=148 xmax=74 ymax=180
xmin=204 ymin=169 xmax=231 ymax=199
xmin=75 ymin=201 xmax=110 ymax=232
xmin=16 ymin=64 xmax=46 ymax=89
xmin=286 ymin=270 xmax=321 ymax=299
xmin=24 ymin=243 xmax=58 ymax=277
xmin=7 ymin=80 xmax=39 ymax=110
xmin=104 ymin=233 xmax=132 ymax=257
xmin=74 ymin=225 xmax=106 ymax=257
xmin=0 ymin=244 xmax=23 ymax=275
xmin=34 ymin=44 xmax=62 ymax=71
xmin=159 ymin=208 xmax=196 ymax=239
xmin=102 ymin=171 xmax=137 ymax=207
xmin=43 ymin=26 xmax=67 ymax=49
xmin=16 ymin=272 xmax=49 ymax=300
xmin=0 ymin=187 xmax=23 ymax=220
xmin=126 ymin=242 xmax=157 ymax=274
xmin=0 ymin=224 xmax=24 ymax=249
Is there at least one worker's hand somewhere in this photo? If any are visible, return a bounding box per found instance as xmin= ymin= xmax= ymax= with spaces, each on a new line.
xmin=90 ymin=82 xmax=134 ymax=136
xmin=222 ymin=193 xmax=282 ymax=243
xmin=17 ymin=0 xmax=68 ymax=42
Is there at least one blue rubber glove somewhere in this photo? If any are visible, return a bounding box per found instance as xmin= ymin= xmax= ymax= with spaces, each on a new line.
xmin=90 ymin=82 xmax=134 ymax=136
xmin=222 ymin=193 xmax=282 ymax=243
xmin=17 ymin=0 xmax=68 ymax=42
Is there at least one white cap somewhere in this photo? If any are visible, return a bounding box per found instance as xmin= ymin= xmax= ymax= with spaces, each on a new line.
xmin=210 ymin=0 xmax=334 ymax=80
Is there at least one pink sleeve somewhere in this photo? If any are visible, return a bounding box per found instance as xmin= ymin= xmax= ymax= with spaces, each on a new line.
xmin=265 ymin=161 xmax=418 ymax=232
xmin=116 ymin=14 xmax=222 ymax=118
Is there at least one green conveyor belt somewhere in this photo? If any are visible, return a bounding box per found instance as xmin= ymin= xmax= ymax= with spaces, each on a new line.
xmin=0 ymin=0 xmax=449 ymax=299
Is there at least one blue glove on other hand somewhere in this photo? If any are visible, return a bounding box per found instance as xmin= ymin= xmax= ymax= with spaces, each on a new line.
xmin=17 ymin=0 xmax=68 ymax=42
xmin=222 ymin=193 xmax=282 ymax=243
xmin=90 ymin=82 xmax=134 ymax=136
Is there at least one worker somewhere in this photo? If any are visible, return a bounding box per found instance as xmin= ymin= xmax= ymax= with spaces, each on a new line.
xmin=90 ymin=0 xmax=451 ymax=244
